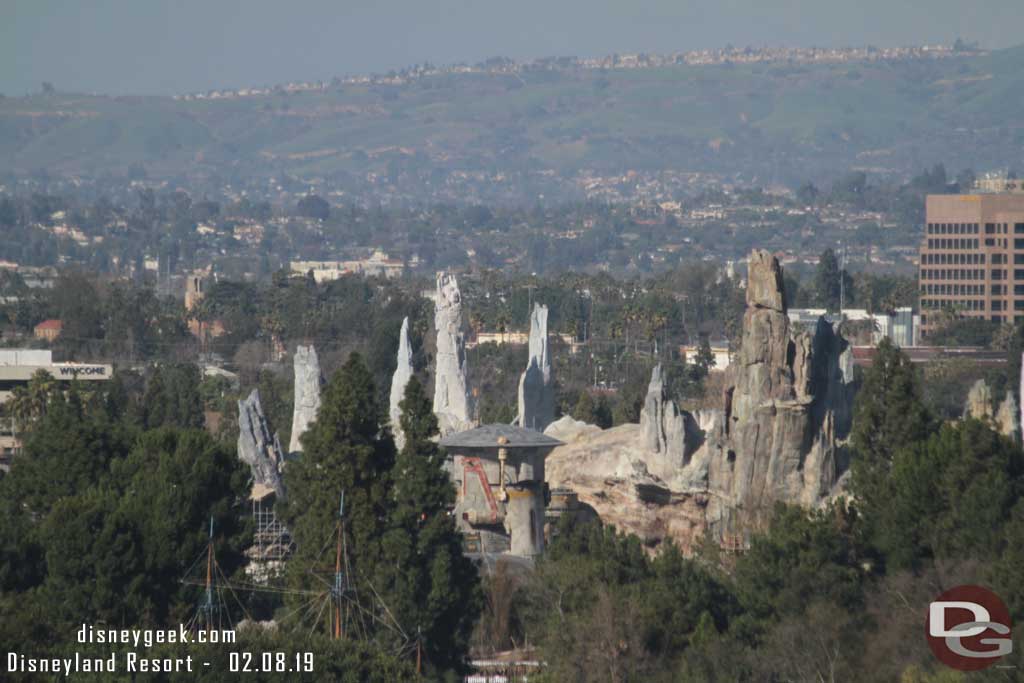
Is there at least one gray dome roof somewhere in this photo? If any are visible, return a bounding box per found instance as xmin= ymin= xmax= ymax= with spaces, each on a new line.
xmin=439 ymin=423 xmax=563 ymax=449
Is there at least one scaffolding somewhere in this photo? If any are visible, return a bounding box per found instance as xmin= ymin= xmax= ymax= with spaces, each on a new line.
xmin=246 ymin=485 xmax=293 ymax=583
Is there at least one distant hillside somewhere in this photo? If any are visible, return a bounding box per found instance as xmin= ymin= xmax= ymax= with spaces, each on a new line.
xmin=2 ymin=45 xmax=1023 ymax=199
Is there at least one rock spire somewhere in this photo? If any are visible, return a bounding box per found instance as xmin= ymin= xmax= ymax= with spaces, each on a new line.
xmin=517 ymin=303 xmax=554 ymax=432
xmin=288 ymin=345 xmax=323 ymax=454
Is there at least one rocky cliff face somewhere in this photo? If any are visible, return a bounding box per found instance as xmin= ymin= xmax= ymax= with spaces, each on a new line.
xmin=389 ymin=317 xmax=414 ymax=449
xmin=288 ymin=345 xmax=323 ymax=454
xmin=238 ymin=389 xmax=286 ymax=497
xmin=546 ymin=250 xmax=855 ymax=550
xmin=517 ymin=303 xmax=554 ymax=432
xmin=709 ymin=251 xmax=854 ymax=526
xmin=433 ymin=272 xmax=475 ymax=435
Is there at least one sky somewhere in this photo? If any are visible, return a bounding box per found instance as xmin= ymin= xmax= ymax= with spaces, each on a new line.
xmin=2 ymin=0 xmax=1022 ymax=96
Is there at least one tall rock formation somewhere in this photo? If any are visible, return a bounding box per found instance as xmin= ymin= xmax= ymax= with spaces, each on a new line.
xmin=996 ymin=392 xmax=1020 ymax=440
xmin=517 ymin=303 xmax=554 ymax=432
xmin=964 ymin=379 xmax=994 ymax=421
xmin=545 ymin=250 xmax=855 ymax=552
xmin=288 ymin=345 xmax=323 ymax=454
xmin=389 ymin=317 xmax=415 ymax=449
xmin=432 ymin=272 xmax=474 ymax=435
xmin=710 ymin=250 xmax=853 ymax=515
xmin=639 ymin=364 xmax=705 ymax=484
xmin=238 ymin=389 xmax=286 ymax=497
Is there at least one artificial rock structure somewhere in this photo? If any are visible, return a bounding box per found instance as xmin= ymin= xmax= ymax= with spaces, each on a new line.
xmin=433 ymin=272 xmax=475 ymax=435
xmin=517 ymin=303 xmax=554 ymax=432
xmin=639 ymin=364 xmax=705 ymax=486
xmin=709 ymin=250 xmax=855 ymax=521
xmin=238 ymin=389 xmax=286 ymax=498
xmin=545 ymin=250 xmax=855 ymax=550
xmin=964 ymin=378 xmax=1020 ymax=439
xmin=288 ymin=345 xmax=323 ymax=454
xmin=389 ymin=317 xmax=415 ymax=450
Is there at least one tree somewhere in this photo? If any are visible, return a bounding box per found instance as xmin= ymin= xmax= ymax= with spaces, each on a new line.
xmin=278 ymin=353 xmax=396 ymax=630
xmin=814 ymin=248 xmax=842 ymax=312
xmin=297 ymin=194 xmax=330 ymax=221
xmin=850 ymin=339 xmax=932 ymax=498
xmin=694 ymin=336 xmax=716 ymax=375
xmin=866 ymin=419 xmax=1022 ymax=572
xmin=379 ymin=376 xmax=480 ymax=673
xmin=572 ymin=390 xmax=597 ymax=423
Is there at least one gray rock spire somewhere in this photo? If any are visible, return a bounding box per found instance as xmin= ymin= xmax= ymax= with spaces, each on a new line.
xmin=517 ymin=303 xmax=554 ymax=432
xmin=288 ymin=345 xmax=323 ymax=454
xmin=238 ymin=389 xmax=286 ymax=497
xmin=432 ymin=272 xmax=474 ymax=435
xmin=389 ymin=317 xmax=414 ymax=449
xmin=639 ymin=364 xmax=703 ymax=482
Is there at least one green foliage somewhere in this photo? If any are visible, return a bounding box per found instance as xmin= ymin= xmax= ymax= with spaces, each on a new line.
xmin=280 ymin=353 xmax=394 ymax=579
xmin=522 ymin=517 xmax=737 ymax=681
xmin=814 ymin=248 xmax=842 ymax=312
xmin=381 ymin=376 xmax=481 ymax=672
xmin=864 ymin=419 xmax=1023 ymax=572
xmin=142 ymin=363 xmax=205 ymax=430
xmin=0 ymin=376 xmax=249 ymax=661
xmin=850 ymin=339 xmax=933 ymax=500
xmin=280 ymin=356 xmax=478 ymax=675
xmin=730 ymin=504 xmax=867 ymax=639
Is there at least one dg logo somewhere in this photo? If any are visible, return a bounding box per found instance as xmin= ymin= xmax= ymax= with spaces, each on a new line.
xmin=926 ymin=585 xmax=1013 ymax=671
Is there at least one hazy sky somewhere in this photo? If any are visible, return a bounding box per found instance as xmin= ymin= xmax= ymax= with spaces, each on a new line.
xmin=3 ymin=0 xmax=1022 ymax=96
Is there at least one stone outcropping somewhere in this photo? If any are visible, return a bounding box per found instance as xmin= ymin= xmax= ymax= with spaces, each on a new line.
xmin=964 ymin=378 xmax=1020 ymax=439
xmin=432 ymin=272 xmax=475 ymax=435
xmin=238 ymin=389 xmax=286 ymax=498
xmin=964 ymin=379 xmax=994 ymax=421
xmin=517 ymin=303 xmax=555 ymax=432
xmin=288 ymin=345 xmax=323 ymax=454
xmin=639 ymin=364 xmax=706 ymax=486
xmin=546 ymin=250 xmax=855 ymax=551
xmin=710 ymin=251 xmax=854 ymax=521
xmin=389 ymin=317 xmax=415 ymax=450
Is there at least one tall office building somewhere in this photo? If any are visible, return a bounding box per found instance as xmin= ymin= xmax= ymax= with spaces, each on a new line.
xmin=919 ymin=194 xmax=1024 ymax=337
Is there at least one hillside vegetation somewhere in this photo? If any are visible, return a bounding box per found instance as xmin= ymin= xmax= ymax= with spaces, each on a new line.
xmin=2 ymin=46 xmax=1023 ymax=197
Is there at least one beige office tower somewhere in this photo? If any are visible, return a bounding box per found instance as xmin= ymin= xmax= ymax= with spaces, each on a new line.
xmin=919 ymin=194 xmax=1024 ymax=337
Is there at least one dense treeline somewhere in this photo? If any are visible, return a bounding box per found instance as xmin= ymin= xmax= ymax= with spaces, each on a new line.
xmin=0 ymin=355 xmax=477 ymax=680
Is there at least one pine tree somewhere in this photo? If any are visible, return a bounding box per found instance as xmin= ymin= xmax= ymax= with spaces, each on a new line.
xmin=814 ymin=248 xmax=842 ymax=312
xmin=380 ymin=376 xmax=480 ymax=673
xmin=850 ymin=338 xmax=932 ymax=474
xmin=850 ymin=339 xmax=934 ymax=564
xmin=280 ymin=353 xmax=395 ymax=590
xmin=572 ymin=390 xmax=596 ymax=423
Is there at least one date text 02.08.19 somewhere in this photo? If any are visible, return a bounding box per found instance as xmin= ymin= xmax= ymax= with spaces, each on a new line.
xmin=229 ymin=652 xmax=314 ymax=673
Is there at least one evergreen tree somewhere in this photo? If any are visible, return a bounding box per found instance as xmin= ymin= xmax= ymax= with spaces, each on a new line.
xmin=814 ymin=248 xmax=841 ymax=312
xmin=868 ymin=419 xmax=1022 ymax=572
xmin=572 ymin=390 xmax=597 ymax=423
xmin=695 ymin=336 xmax=716 ymax=376
xmin=278 ymin=353 xmax=396 ymax=630
xmin=379 ymin=376 xmax=480 ymax=673
xmin=850 ymin=339 xmax=932 ymax=498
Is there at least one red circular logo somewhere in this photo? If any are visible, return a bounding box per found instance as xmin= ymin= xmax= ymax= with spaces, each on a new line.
xmin=926 ymin=585 xmax=1012 ymax=671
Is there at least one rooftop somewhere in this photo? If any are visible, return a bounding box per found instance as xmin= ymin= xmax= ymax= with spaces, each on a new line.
xmin=439 ymin=424 xmax=563 ymax=450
